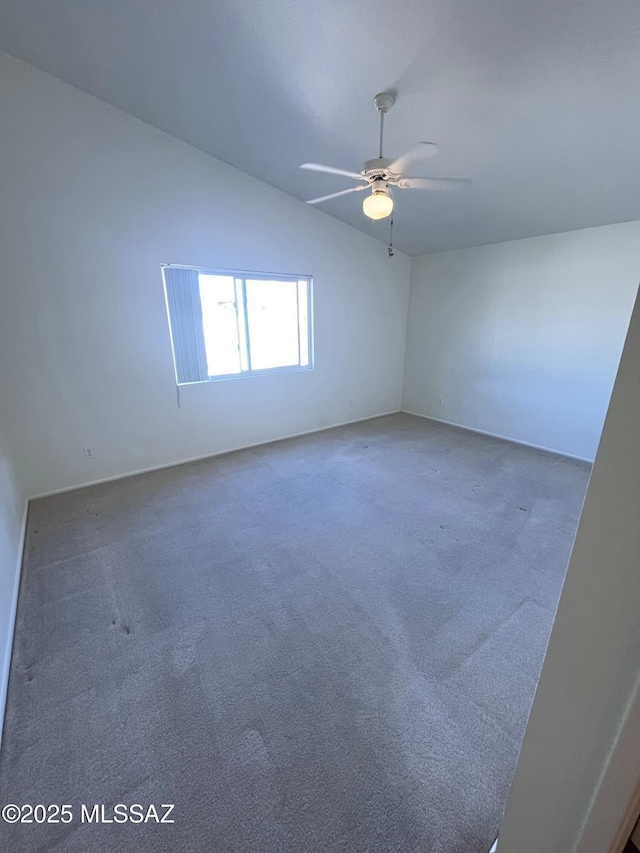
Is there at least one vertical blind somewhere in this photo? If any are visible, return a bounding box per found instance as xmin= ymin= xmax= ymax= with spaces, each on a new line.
xmin=163 ymin=266 xmax=209 ymax=384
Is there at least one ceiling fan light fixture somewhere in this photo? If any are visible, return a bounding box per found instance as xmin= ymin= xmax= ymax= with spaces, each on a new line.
xmin=363 ymin=185 xmax=393 ymax=220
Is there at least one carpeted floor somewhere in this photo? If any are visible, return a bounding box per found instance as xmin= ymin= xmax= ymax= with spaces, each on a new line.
xmin=0 ymin=413 xmax=590 ymax=852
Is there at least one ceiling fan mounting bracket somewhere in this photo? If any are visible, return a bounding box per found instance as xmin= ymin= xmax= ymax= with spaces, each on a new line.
xmin=374 ymin=92 xmax=395 ymax=113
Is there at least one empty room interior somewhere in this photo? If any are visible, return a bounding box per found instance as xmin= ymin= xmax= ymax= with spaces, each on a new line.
xmin=1 ymin=2 xmax=640 ymax=852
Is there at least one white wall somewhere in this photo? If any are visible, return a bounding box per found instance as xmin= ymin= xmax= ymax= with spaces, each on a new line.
xmin=497 ymin=288 xmax=640 ymax=853
xmin=0 ymin=53 xmax=411 ymax=498
xmin=403 ymin=224 xmax=640 ymax=460
xmin=0 ymin=419 xmax=25 ymax=745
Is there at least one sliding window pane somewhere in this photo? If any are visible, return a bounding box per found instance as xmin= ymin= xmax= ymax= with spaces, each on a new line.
xmin=245 ymin=280 xmax=300 ymax=370
xmin=199 ymin=274 xmax=242 ymax=376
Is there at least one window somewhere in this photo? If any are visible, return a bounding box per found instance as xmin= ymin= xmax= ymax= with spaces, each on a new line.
xmin=162 ymin=265 xmax=313 ymax=384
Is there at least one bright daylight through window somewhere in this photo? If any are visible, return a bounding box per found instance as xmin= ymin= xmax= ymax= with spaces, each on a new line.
xmin=162 ymin=266 xmax=313 ymax=385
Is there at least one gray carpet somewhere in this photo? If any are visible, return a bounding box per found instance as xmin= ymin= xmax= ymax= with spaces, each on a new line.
xmin=0 ymin=413 xmax=590 ymax=852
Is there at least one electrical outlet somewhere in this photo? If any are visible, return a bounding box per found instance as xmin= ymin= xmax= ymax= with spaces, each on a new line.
xmin=438 ymin=396 xmax=444 ymax=406
xmin=83 ymin=447 xmax=96 ymax=460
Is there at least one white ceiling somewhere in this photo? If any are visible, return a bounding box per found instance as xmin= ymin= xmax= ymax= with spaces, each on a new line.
xmin=1 ymin=0 xmax=640 ymax=256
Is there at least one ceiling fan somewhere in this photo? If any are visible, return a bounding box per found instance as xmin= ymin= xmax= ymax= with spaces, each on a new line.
xmin=300 ymin=92 xmax=471 ymax=220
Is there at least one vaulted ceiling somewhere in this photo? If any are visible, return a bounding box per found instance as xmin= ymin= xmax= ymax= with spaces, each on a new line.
xmin=1 ymin=0 xmax=640 ymax=255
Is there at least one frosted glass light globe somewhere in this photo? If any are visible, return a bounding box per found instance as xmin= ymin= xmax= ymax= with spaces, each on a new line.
xmin=363 ymin=189 xmax=393 ymax=220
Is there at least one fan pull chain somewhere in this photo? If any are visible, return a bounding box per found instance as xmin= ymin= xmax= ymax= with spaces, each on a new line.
xmin=388 ymin=215 xmax=395 ymax=258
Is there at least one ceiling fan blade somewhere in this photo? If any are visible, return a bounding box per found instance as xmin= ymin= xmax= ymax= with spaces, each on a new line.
xmin=388 ymin=143 xmax=440 ymax=176
xmin=306 ymin=185 xmax=368 ymax=205
xmin=396 ymin=177 xmax=472 ymax=190
xmin=300 ymin=163 xmax=365 ymax=181
xmin=391 ymin=55 xmax=430 ymax=98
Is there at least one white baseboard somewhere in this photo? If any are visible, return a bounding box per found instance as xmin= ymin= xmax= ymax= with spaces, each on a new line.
xmin=401 ymin=410 xmax=593 ymax=464
xmin=0 ymin=498 xmax=29 ymax=749
xmin=29 ymin=409 xmax=402 ymax=500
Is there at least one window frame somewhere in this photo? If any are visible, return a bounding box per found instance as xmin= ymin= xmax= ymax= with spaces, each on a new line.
xmin=162 ymin=264 xmax=314 ymax=385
